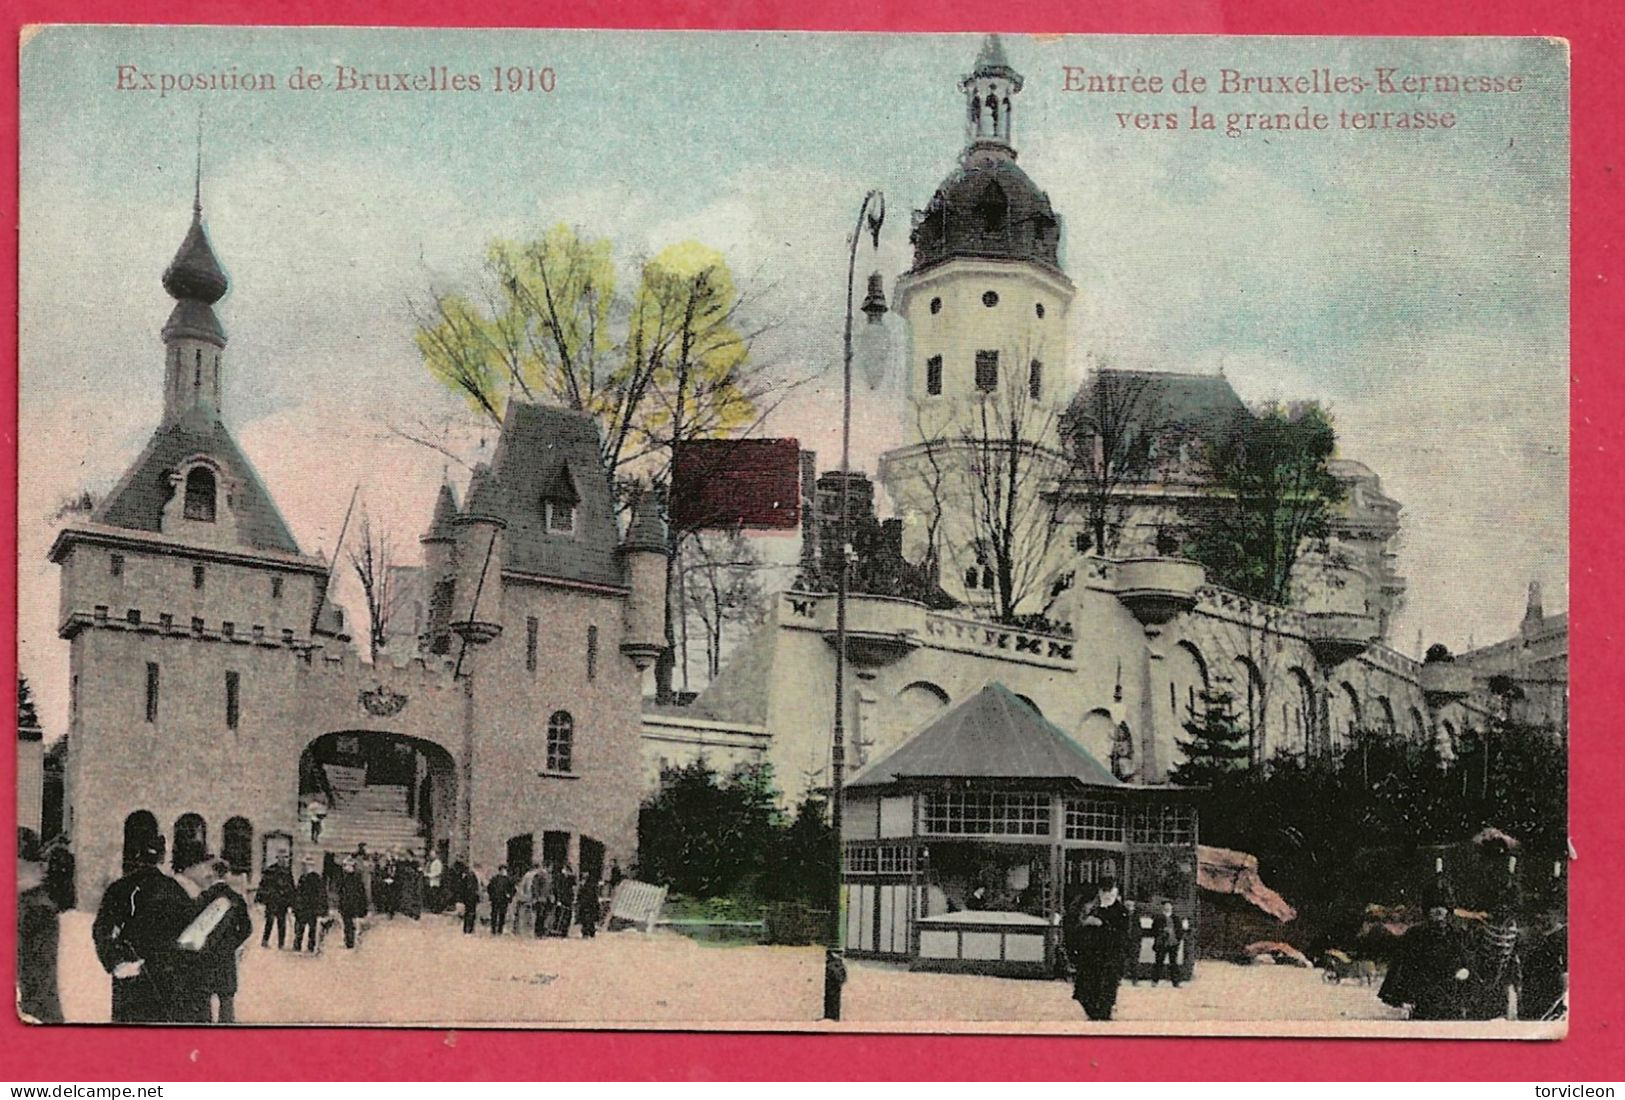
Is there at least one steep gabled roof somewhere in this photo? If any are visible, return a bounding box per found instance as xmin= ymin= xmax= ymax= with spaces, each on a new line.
xmin=478 ymin=402 xmax=625 ymax=588
xmin=848 ymin=682 xmax=1122 ymax=789
xmin=93 ymin=404 xmax=302 ymax=555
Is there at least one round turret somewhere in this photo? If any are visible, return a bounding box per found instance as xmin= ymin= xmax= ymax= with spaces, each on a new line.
xmin=619 ymin=489 xmax=670 ymax=670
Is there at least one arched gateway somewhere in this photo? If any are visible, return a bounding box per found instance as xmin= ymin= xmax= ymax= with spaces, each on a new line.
xmin=298 ymin=731 xmax=458 ymax=866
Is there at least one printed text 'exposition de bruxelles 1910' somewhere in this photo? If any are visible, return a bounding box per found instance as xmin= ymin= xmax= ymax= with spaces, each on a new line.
xmin=113 ymin=63 xmax=555 ymax=97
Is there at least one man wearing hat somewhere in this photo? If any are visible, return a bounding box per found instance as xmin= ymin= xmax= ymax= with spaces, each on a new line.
xmin=190 ymin=859 xmax=253 ymax=1023
xmin=258 ymin=853 xmax=294 ymax=950
xmin=1380 ymin=875 xmax=1472 ymax=1020
xmin=17 ymin=827 xmax=63 ymax=1023
xmin=292 ymin=854 xmax=329 ymax=954
xmin=1068 ymin=877 xmax=1133 ymax=1021
xmin=91 ymin=826 xmax=194 ymax=1022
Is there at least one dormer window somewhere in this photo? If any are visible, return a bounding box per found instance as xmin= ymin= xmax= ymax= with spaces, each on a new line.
xmin=546 ymin=499 xmax=576 ymax=535
xmin=540 ymin=460 xmax=580 ymax=536
xmin=183 ymin=466 xmax=217 ymax=522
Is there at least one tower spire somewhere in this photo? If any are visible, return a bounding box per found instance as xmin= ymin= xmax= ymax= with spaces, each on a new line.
xmin=193 ymin=109 xmax=203 ymax=217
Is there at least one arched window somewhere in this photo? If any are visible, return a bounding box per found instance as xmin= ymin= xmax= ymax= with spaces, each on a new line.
xmin=194 ymin=348 xmax=202 ymax=387
xmin=223 ymin=816 xmax=253 ymax=876
xmin=1236 ymin=656 xmax=1266 ymax=762
xmin=1170 ymin=641 xmax=1208 ymax=720
xmin=122 ymin=809 xmax=160 ymax=873
xmin=172 ymin=812 xmax=207 ymax=870
xmin=1377 ymin=696 xmax=1397 ymax=736
xmin=546 ymin=711 xmax=574 ymax=773
xmin=183 ymin=467 xmax=217 ymax=522
xmin=1077 ymin=709 xmax=1116 ymax=767
xmin=1288 ymin=667 xmax=1316 ymax=759
xmin=1336 ymin=682 xmax=1362 ymax=751
xmin=1110 ymin=722 xmax=1137 ymax=781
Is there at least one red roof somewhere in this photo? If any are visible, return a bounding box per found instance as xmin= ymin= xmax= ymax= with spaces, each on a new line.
xmin=671 ymin=438 xmax=803 ymax=532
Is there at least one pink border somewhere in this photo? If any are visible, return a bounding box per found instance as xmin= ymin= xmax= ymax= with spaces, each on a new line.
xmin=3 ymin=0 xmax=1619 ymax=1081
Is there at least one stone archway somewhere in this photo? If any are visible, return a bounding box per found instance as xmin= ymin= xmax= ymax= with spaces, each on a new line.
xmin=298 ymin=731 xmax=458 ymax=864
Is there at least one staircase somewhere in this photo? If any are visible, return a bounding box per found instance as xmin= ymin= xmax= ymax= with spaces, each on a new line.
xmin=308 ymin=764 xmax=423 ymax=858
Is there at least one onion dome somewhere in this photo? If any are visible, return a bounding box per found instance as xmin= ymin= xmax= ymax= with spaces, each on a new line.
xmin=162 ymin=205 xmax=229 ymax=305
xmin=621 ymin=488 xmax=669 ymax=555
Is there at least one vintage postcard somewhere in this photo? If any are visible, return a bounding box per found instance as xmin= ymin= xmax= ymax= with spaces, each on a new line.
xmin=15 ymin=27 xmax=1568 ymax=1036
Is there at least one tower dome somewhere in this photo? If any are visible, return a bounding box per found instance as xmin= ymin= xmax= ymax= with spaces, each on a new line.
xmin=909 ymin=35 xmax=1063 ymax=276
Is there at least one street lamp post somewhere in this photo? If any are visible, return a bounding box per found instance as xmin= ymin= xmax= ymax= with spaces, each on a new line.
xmin=826 ymin=189 xmax=886 ymax=1022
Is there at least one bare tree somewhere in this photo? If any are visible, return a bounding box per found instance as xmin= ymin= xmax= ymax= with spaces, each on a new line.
xmin=909 ymin=336 xmax=1073 ymax=625
xmin=1061 ymin=366 xmax=1164 ymax=556
xmin=679 ymin=529 xmax=769 ymax=683
xmin=348 ymin=506 xmax=398 ymax=664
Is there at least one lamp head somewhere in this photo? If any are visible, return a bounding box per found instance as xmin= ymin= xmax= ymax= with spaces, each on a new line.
xmin=866 ymin=191 xmax=886 ymax=249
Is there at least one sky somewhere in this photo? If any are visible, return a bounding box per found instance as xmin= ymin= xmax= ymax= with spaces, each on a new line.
xmin=17 ymin=29 xmax=1569 ymax=737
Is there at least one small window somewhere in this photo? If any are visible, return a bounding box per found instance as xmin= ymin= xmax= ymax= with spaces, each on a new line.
xmin=194 ymin=349 xmax=202 ymax=387
xmin=271 ymin=576 xmax=284 ymax=599
xmin=183 ymin=467 xmax=217 ymax=523
xmin=982 ymin=290 xmax=999 ymax=308
xmin=225 ymin=671 xmax=240 ymax=730
xmin=1073 ymin=531 xmax=1092 ymax=554
xmin=929 ymin=297 xmax=942 ymax=315
xmin=193 ymin=565 xmax=206 ymax=590
xmin=70 ymin=675 xmax=78 ymax=720
xmin=126 ymin=609 xmax=141 ymax=625
xmin=191 ymin=616 xmax=204 ymax=635
xmin=145 ymin=662 xmax=160 ymax=723
xmin=526 ymin=616 xmax=539 ymax=673
xmin=975 ymin=350 xmax=999 ymax=392
xmin=587 ymin=624 xmax=599 ymax=682
xmin=1029 ymin=359 xmax=1043 ymax=400
xmin=926 ymin=355 xmax=943 ymax=396
xmin=110 ymin=553 xmax=125 ymax=578
xmin=1035 ymin=302 xmax=1046 ymax=319
xmin=981 ymin=567 xmax=995 ymax=591
xmin=546 ymin=500 xmax=576 ymax=535
xmin=546 ymin=711 xmax=574 ymax=773
xmin=159 ymin=613 xmax=173 ymax=630
xmin=223 ymin=621 xmax=235 ymax=639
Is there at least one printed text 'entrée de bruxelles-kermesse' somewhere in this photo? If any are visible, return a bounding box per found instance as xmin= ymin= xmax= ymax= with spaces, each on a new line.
xmin=1061 ymin=65 xmax=1529 ymax=137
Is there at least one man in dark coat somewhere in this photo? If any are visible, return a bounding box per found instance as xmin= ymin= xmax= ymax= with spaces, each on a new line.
xmin=1069 ymin=880 xmax=1133 ymax=1020
xmin=292 ymin=855 xmax=328 ymax=954
xmin=336 ymin=856 xmax=369 ymax=949
xmin=191 ymin=860 xmax=253 ymax=1023
xmin=578 ymin=875 xmax=602 ymax=939
xmin=46 ymin=847 xmax=76 ymax=913
xmin=258 ymin=854 xmax=294 ymax=949
xmin=17 ymin=828 xmax=63 ymax=1023
xmin=1149 ymin=900 xmax=1186 ymax=987
xmin=92 ymin=831 xmax=196 ymax=1022
xmin=1380 ymin=879 xmax=1472 ymax=1020
xmin=397 ymin=854 xmax=423 ymax=920
xmin=552 ymin=861 xmax=578 ymax=937
xmin=487 ymin=864 xmax=514 ymax=935
xmin=376 ymin=853 xmax=398 ymax=919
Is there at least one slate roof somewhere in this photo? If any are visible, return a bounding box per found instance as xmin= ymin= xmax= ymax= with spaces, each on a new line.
xmin=93 ymin=404 xmax=302 ymax=555
xmin=848 ymin=682 xmax=1122 ymax=789
xmin=1066 ymin=369 xmax=1250 ymax=442
xmin=476 ymin=402 xmax=626 ymax=588
xmin=910 ymin=157 xmax=1063 ymax=275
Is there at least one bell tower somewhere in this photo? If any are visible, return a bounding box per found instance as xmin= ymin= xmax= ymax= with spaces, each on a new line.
xmin=879 ymin=36 xmax=1079 ymax=610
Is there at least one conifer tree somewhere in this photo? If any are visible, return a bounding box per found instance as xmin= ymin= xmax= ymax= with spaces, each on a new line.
xmin=1171 ymin=684 xmax=1253 ymax=787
